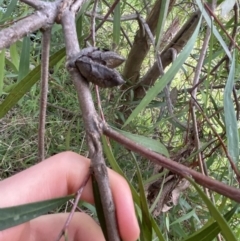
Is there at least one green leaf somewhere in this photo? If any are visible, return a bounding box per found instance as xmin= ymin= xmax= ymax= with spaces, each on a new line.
xmin=0 ymin=195 xmax=73 ymax=231
xmin=223 ymin=52 xmax=239 ymax=164
xmin=155 ymin=0 xmax=170 ymax=50
xmin=184 ymin=204 xmax=238 ymax=241
xmin=1 ymin=0 xmax=18 ymax=22
xmin=102 ymin=136 xmax=165 ymax=241
xmin=170 ymin=208 xmax=196 ymax=225
xmin=0 ymin=49 xmax=5 ymax=96
xmin=0 ymin=48 xmax=65 ymax=118
xmin=92 ymin=174 xmax=109 ymax=241
xmin=195 ymin=0 xmax=232 ymax=60
xmin=187 ymin=178 xmax=238 ymax=241
xmin=10 ymin=43 xmax=19 ymax=70
xmin=101 ymin=135 xmax=140 ymax=204
xmin=17 ymin=36 xmax=30 ymax=82
xmin=112 ymin=127 xmax=169 ymax=157
xmin=131 ymin=153 xmax=152 ymax=241
xmin=123 ymin=15 xmax=202 ymax=127
xmin=113 ymin=2 xmax=121 ymax=46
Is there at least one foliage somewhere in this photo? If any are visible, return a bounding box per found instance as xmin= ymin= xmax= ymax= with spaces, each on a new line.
xmin=0 ymin=0 xmax=240 ymax=240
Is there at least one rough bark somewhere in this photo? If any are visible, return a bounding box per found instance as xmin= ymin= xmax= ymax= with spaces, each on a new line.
xmin=122 ymin=0 xmax=176 ymax=83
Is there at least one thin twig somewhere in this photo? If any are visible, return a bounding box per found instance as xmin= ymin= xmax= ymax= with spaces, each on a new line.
xmin=85 ymin=0 xmax=121 ymax=42
xmin=85 ymin=12 xmax=138 ymax=22
xmin=90 ymin=0 xmax=106 ymax=122
xmin=204 ymin=3 xmax=240 ymax=52
xmin=190 ymin=24 xmax=211 ymax=197
xmin=90 ymin=0 xmax=98 ymax=46
xmin=191 ymin=94 xmax=240 ymax=183
xmin=38 ymin=27 xmax=51 ymax=161
xmin=55 ymin=171 xmax=91 ymax=241
xmin=101 ymin=0 xmax=133 ymax=47
xmin=47 ymin=102 xmax=81 ymax=117
xmin=0 ymin=1 xmax=58 ymax=50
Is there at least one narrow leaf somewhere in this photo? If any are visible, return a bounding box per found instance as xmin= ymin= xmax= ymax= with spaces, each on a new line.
xmin=17 ymin=36 xmax=30 ymax=81
xmin=102 ymin=136 xmax=165 ymax=241
xmin=113 ymin=128 xmax=169 ymax=157
xmin=187 ymin=178 xmax=238 ymax=241
xmin=0 ymin=48 xmax=65 ymax=118
xmin=92 ymin=174 xmax=108 ymax=240
xmin=10 ymin=43 xmax=19 ymax=70
xmin=131 ymin=153 xmax=152 ymax=241
xmin=124 ymin=16 xmax=202 ymax=127
xmin=221 ymin=0 xmax=236 ymax=17
xmin=0 ymin=195 xmax=73 ymax=230
xmin=1 ymin=0 xmax=18 ymax=21
xmin=184 ymin=205 xmax=238 ymax=241
xmin=113 ymin=2 xmax=121 ymax=46
xmin=223 ymin=52 xmax=239 ymax=164
xmin=0 ymin=49 xmax=5 ymax=95
xmin=155 ymin=0 xmax=170 ymax=50
xmin=195 ymin=0 xmax=232 ymax=60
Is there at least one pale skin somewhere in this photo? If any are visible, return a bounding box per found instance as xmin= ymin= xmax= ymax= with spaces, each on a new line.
xmin=0 ymin=151 xmax=140 ymax=241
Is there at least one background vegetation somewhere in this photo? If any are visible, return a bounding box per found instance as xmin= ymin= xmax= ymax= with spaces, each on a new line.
xmin=0 ymin=0 xmax=240 ymax=240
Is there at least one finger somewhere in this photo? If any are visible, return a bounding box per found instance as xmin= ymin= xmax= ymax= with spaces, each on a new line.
xmin=0 ymin=151 xmax=91 ymax=207
xmin=1 ymin=213 xmax=105 ymax=241
xmin=0 ymin=151 xmax=139 ymax=241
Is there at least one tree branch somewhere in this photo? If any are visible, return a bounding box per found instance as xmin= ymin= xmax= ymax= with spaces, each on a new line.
xmin=102 ymin=124 xmax=240 ymax=203
xmin=38 ymin=27 xmax=52 ymax=161
xmin=122 ymin=0 xmax=175 ymax=83
xmin=60 ymin=3 xmax=121 ymax=241
xmin=0 ymin=1 xmax=59 ymax=50
xmin=135 ymin=10 xmax=200 ymax=98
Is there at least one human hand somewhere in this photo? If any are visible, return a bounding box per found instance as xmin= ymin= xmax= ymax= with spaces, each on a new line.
xmin=0 ymin=151 xmax=140 ymax=241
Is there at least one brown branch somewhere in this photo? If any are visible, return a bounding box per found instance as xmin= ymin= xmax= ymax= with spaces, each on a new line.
xmin=90 ymin=0 xmax=98 ymax=46
xmin=102 ymin=124 xmax=240 ymax=203
xmin=85 ymin=12 xmax=138 ymax=22
xmin=191 ymin=95 xmax=240 ymax=183
xmin=38 ymin=27 xmax=52 ymax=162
xmin=190 ymin=21 xmax=212 ymax=197
xmin=122 ymin=0 xmax=176 ymax=83
xmin=85 ymin=0 xmax=121 ymax=42
xmin=0 ymin=1 xmax=58 ymax=50
xmin=60 ymin=3 xmax=120 ymax=241
xmin=135 ymin=10 xmax=201 ymax=99
xmin=204 ymin=3 xmax=240 ymax=52
xmin=101 ymin=0 xmax=133 ymax=48
xmin=55 ymin=171 xmax=91 ymax=241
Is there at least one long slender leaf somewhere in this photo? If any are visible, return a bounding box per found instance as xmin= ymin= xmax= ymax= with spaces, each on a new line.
xmin=195 ymin=0 xmax=232 ymax=60
xmin=1 ymin=0 xmax=18 ymax=22
xmin=10 ymin=43 xmax=19 ymax=70
xmin=0 ymin=195 xmax=73 ymax=230
xmin=155 ymin=0 xmax=170 ymax=50
xmin=131 ymin=153 xmax=152 ymax=241
xmin=92 ymin=174 xmax=109 ymax=241
xmin=0 ymin=48 xmax=65 ymax=118
xmin=113 ymin=127 xmax=169 ymax=157
xmin=17 ymin=36 xmax=30 ymax=82
xmin=187 ymin=178 xmax=238 ymax=241
xmin=223 ymin=52 xmax=239 ymax=164
xmin=0 ymin=49 xmax=5 ymax=95
xmin=123 ymin=15 xmax=202 ymax=127
xmin=113 ymin=2 xmax=121 ymax=46
xmin=102 ymin=136 xmax=165 ymax=241
xmin=184 ymin=204 xmax=238 ymax=241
